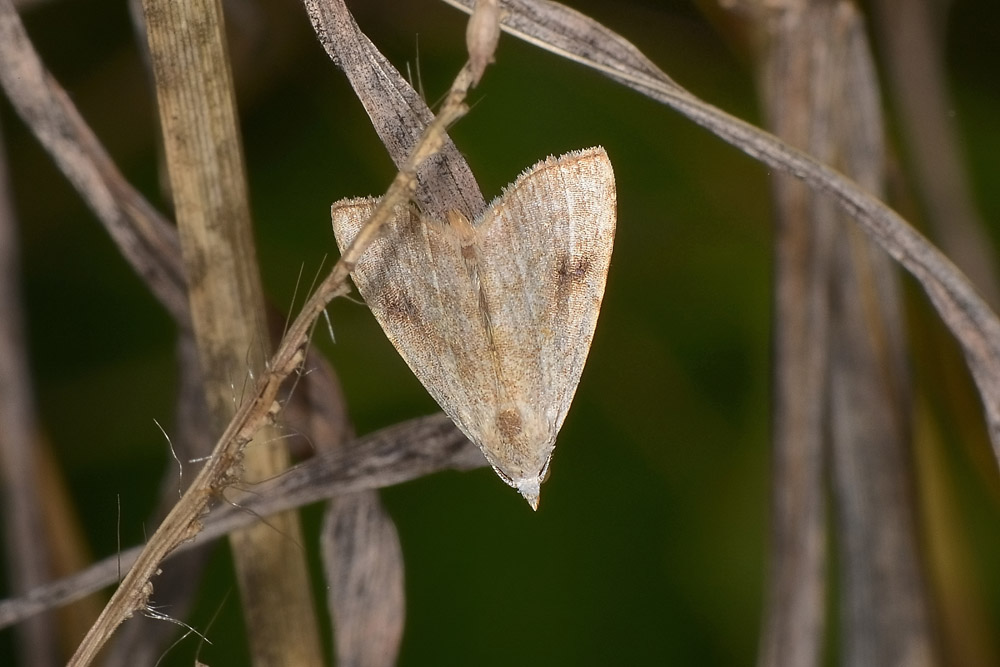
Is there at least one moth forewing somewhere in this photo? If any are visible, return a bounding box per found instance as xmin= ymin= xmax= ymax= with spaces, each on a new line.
xmin=332 ymin=147 xmax=616 ymax=509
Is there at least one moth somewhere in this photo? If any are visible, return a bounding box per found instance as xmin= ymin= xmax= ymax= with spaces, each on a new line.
xmin=332 ymin=147 xmax=616 ymax=509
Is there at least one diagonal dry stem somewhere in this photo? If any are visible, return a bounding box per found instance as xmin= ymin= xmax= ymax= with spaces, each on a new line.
xmin=0 ymin=413 xmax=480 ymax=633
xmin=140 ymin=0 xmax=323 ymax=662
xmin=67 ymin=44 xmax=480 ymax=667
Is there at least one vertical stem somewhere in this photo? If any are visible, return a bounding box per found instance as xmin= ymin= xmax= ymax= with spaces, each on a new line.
xmin=755 ymin=7 xmax=834 ymax=663
xmin=139 ymin=0 xmax=323 ymax=664
xmin=752 ymin=1 xmax=937 ymax=664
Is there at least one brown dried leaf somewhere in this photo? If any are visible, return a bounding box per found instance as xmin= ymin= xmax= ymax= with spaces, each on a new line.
xmin=290 ymin=344 xmax=407 ymax=667
xmin=322 ymin=493 xmax=405 ymax=667
xmin=304 ymin=0 xmax=485 ymax=219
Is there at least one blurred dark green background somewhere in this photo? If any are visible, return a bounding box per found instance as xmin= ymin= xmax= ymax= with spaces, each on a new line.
xmin=2 ymin=0 xmax=999 ymax=664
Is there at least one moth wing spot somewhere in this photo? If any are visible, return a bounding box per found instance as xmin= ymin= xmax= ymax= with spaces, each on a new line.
xmin=374 ymin=285 xmax=420 ymax=324
xmin=556 ymin=254 xmax=593 ymax=285
xmin=496 ymin=408 xmax=524 ymax=440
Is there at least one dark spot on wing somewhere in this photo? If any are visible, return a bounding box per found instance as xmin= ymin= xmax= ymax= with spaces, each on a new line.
xmin=555 ymin=254 xmax=593 ymax=297
xmin=496 ymin=409 xmax=523 ymax=441
xmin=556 ymin=254 xmax=592 ymax=281
xmin=375 ymin=284 xmax=420 ymax=325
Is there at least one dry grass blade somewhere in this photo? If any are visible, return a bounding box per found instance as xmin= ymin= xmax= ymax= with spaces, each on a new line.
xmin=304 ymin=0 xmax=485 ymax=218
xmin=2 ymin=0 xmax=466 ymax=656
xmin=751 ymin=2 xmax=934 ymax=664
xmin=445 ymin=0 xmax=677 ymax=89
xmin=0 ymin=0 xmax=188 ymax=326
xmin=226 ymin=414 xmax=483 ymax=520
xmin=322 ymin=493 xmax=406 ymax=667
xmin=0 ymin=121 xmax=59 ymax=667
xmin=756 ymin=10 xmax=837 ymax=663
xmin=0 ymin=413 xmax=479 ymax=632
xmin=872 ymin=0 xmax=1000 ymax=310
xmin=872 ymin=9 xmax=999 ymax=661
xmin=442 ymin=0 xmax=1000 ymax=469
xmin=67 ymin=47 xmax=480 ymax=658
xmin=140 ymin=0 xmax=324 ymax=662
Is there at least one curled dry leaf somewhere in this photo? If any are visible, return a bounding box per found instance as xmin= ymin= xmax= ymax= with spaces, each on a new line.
xmin=323 ymin=493 xmax=405 ymax=667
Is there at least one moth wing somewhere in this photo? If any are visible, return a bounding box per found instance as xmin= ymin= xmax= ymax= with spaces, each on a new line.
xmin=331 ymin=199 xmax=499 ymax=446
xmin=332 ymin=146 xmax=616 ymax=506
xmin=476 ymin=147 xmax=616 ymax=444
